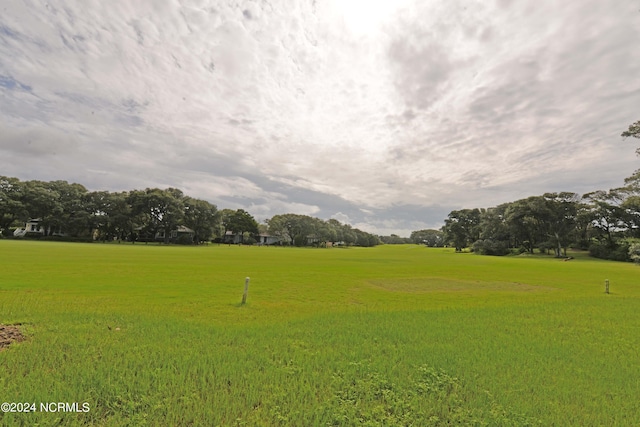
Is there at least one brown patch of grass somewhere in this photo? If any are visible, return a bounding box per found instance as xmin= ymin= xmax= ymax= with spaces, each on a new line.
xmin=0 ymin=324 xmax=25 ymax=350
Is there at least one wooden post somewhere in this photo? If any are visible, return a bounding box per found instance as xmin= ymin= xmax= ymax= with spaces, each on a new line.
xmin=241 ymin=277 xmax=250 ymax=304
xmin=605 ymin=279 xmax=609 ymax=294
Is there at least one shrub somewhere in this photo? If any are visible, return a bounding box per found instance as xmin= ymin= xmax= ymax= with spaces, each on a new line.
xmin=629 ymin=242 xmax=640 ymax=264
xmin=174 ymin=234 xmax=194 ymax=245
xmin=589 ymin=241 xmax=630 ymax=262
xmin=39 ymin=235 xmax=94 ymax=243
xmin=294 ymin=235 xmax=306 ymax=247
xmin=538 ymin=241 xmax=554 ymax=255
xmin=472 ymin=239 xmax=510 ymax=256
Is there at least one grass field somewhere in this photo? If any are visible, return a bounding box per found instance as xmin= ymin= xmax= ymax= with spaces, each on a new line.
xmin=0 ymin=240 xmax=639 ymax=426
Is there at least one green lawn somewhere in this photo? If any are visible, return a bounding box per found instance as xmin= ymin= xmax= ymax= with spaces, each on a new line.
xmin=0 ymin=240 xmax=638 ymax=426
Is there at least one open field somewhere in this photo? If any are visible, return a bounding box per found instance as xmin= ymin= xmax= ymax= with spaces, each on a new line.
xmin=0 ymin=240 xmax=639 ymax=426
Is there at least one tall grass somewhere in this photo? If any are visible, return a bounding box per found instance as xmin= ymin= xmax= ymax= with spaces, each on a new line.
xmin=0 ymin=240 xmax=638 ymax=425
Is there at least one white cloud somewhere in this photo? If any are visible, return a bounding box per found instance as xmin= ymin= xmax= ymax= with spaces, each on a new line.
xmin=1 ymin=0 xmax=639 ymax=235
xmin=331 ymin=212 xmax=351 ymax=225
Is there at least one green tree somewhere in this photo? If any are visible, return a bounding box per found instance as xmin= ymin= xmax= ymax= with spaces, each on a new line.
xmin=0 ymin=176 xmax=25 ymax=234
xmin=380 ymin=234 xmax=410 ymax=244
xmin=183 ymin=198 xmax=219 ymax=244
xmin=542 ymin=192 xmax=579 ymax=257
xmin=267 ymin=213 xmax=314 ymax=246
xmin=442 ymin=208 xmax=481 ymax=251
xmin=622 ymin=119 xmax=640 ymax=155
xmin=223 ymin=209 xmax=258 ymax=243
xmin=46 ymin=180 xmax=90 ymax=237
xmin=582 ymin=190 xmax=626 ymax=247
xmin=21 ymin=180 xmax=63 ymax=235
xmin=479 ymin=204 xmax=511 ymax=243
xmin=622 ymin=120 xmax=640 ymax=139
xmin=409 ymin=229 xmax=444 ymax=246
xmin=354 ymin=228 xmax=380 ymax=247
xmin=327 ymin=219 xmax=346 ymax=243
xmin=128 ymin=188 xmax=185 ymax=243
xmin=87 ymin=191 xmax=132 ymax=241
xmin=505 ymin=197 xmax=548 ymax=253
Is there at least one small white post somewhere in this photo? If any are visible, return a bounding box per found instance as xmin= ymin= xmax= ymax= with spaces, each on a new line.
xmin=242 ymin=277 xmax=250 ymax=304
xmin=605 ymin=279 xmax=609 ymax=294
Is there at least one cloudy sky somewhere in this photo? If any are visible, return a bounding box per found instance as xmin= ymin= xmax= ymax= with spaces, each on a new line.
xmin=1 ymin=0 xmax=639 ymax=236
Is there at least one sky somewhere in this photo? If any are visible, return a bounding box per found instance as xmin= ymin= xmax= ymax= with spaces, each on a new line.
xmin=1 ymin=0 xmax=639 ymax=236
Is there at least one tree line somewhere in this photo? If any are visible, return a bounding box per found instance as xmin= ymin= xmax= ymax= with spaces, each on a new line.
xmin=0 ymin=176 xmax=379 ymax=246
xmin=432 ymin=120 xmax=640 ymax=261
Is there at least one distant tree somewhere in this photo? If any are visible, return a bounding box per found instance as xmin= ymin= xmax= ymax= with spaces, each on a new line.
xmin=628 ymin=242 xmax=640 ymax=264
xmin=87 ymin=191 xmax=132 ymax=241
xmin=542 ymin=192 xmax=579 ymax=257
xmin=267 ymin=213 xmax=314 ymax=246
xmin=327 ymin=219 xmax=345 ymax=243
xmin=622 ymin=120 xmax=640 ymax=155
xmin=442 ymin=208 xmax=481 ymax=251
xmin=379 ymin=234 xmax=411 ymax=244
xmin=46 ymin=180 xmax=90 ymax=237
xmin=478 ymin=205 xmax=511 ymax=242
xmin=0 ymin=176 xmax=25 ymax=234
xmin=183 ymin=198 xmax=219 ymax=244
xmin=502 ymin=194 xmax=579 ymax=256
xmin=622 ymin=120 xmax=640 ymax=139
xmin=574 ymin=201 xmax=595 ymax=250
xmin=128 ymin=188 xmax=185 ymax=243
xmin=472 ymin=204 xmax=513 ymax=255
xmin=321 ymin=220 xmax=338 ymax=244
xmin=409 ymin=229 xmax=444 ymax=246
xmin=582 ymin=190 xmax=626 ymax=247
xmin=504 ymin=197 xmax=548 ymax=253
xmin=354 ymin=228 xmax=380 ymax=247
xmin=218 ymin=209 xmax=235 ymax=239
xmin=326 ymin=219 xmax=359 ymax=246
xmin=223 ymin=209 xmax=258 ymax=243
xmin=21 ymin=180 xmax=63 ymax=235
xmin=341 ymin=223 xmax=357 ymax=246
xmin=312 ymin=217 xmax=338 ymax=246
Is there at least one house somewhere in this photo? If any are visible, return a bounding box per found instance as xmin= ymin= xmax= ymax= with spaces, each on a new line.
xmin=135 ymin=225 xmax=195 ymax=243
xmin=13 ymin=218 xmax=45 ymax=237
xmin=256 ymin=233 xmax=281 ymax=245
xmin=160 ymin=226 xmax=195 ymax=243
xmin=223 ymin=231 xmax=280 ymax=245
xmin=171 ymin=225 xmax=195 ymax=242
xmin=223 ymin=231 xmax=243 ymax=244
xmin=306 ymin=234 xmax=333 ymax=247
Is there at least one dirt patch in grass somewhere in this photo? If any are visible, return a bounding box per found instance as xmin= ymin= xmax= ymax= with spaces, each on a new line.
xmin=0 ymin=324 xmax=25 ymax=350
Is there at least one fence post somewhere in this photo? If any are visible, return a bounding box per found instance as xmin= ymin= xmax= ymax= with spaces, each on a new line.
xmin=605 ymin=279 xmax=609 ymax=294
xmin=242 ymin=277 xmax=250 ymax=304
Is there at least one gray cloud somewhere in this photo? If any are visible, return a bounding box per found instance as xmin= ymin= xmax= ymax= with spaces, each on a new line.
xmin=389 ymin=38 xmax=455 ymax=111
xmin=0 ymin=0 xmax=639 ymax=235
xmin=0 ymin=123 xmax=79 ymax=156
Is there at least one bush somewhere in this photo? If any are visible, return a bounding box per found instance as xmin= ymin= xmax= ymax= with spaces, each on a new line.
xmin=538 ymin=241 xmax=554 ymax=255
xmin=294 ymin=235 xmax=306 ymax=247
xmin=589 ymin=241 xmax=630 ymax=262
xmin=472 ymin=239 xmax=510 ymax=256
xmin=629 ymin=242 xmax=640 ymax=264
xmin=39 ymin=235 xmax=94 ymax=243
xmin=174 ymin=234 xmax=194 ymax=245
